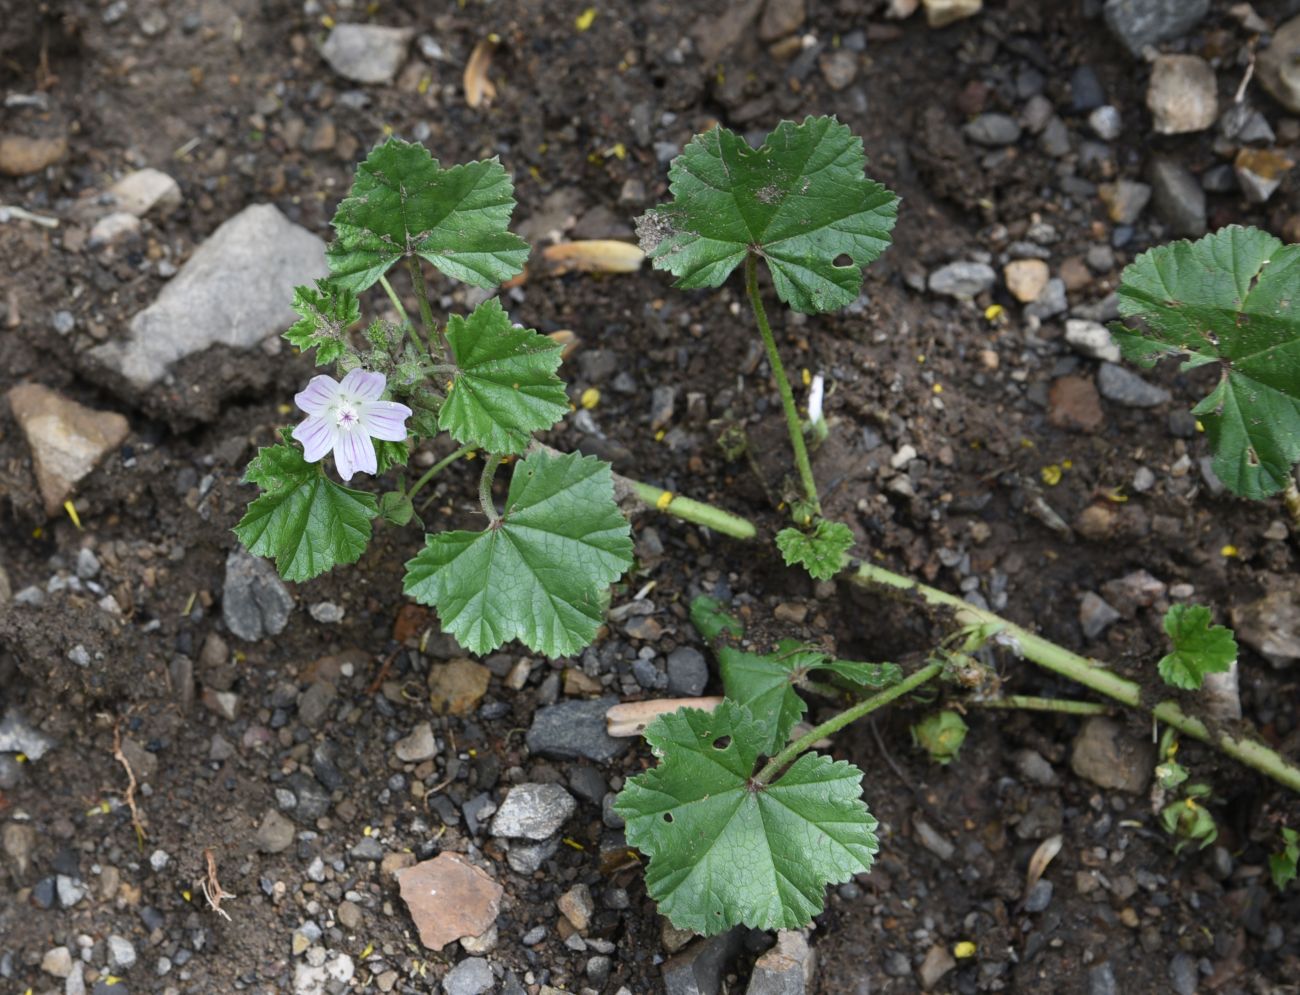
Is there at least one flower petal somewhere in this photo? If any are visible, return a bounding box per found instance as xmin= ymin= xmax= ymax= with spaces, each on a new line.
xmin=295 ymin=375 xmax=340 ymax=415
xmin=339 ymin=368 xmax=386 ymax=402
xmin=334 ymin=429 xmax=377 ymax=482
xmin=359 ymin=400 xmax=413 ymax=442
xmin=292 ymin=415 xmax=336 ymax=463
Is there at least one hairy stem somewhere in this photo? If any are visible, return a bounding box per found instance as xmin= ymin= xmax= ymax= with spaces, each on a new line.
xmin=850 ymin=562 xmax=1300 ymax=794
xmin=754 ymin=661 xmax=943 ymax=785
xmin=479 ymin=456 xmax=501 ymax=521
xmin=378 ymin=274 xmax=412 ymax=331
xmin=626 ymin=480 xmax=757 ymax=540
xmin=1285 ymin=475 xmax=1300 ymax=536
xmin=970 ymin=695 xmax=1111 ymax=716
xmin=407 ymin=257 xmax=449 ymax=362
xmin=744 ymin=252 xmax=820 ymax=516
xmin=407 ymin=445 xmax=473 ymax=503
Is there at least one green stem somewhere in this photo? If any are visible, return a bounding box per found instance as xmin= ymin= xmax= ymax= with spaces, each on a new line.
xmin=755 ymin=660 xmax=943 ymax=785
xmin=479 ymin=456 xmax=501 ymax=521
xmin=378 ymin=274 xmax=412 ymax=331
xmin=408 ymin=445 xmax=473 ymax=503
xmin=744 ymin=252 xmax=819 ymax=516
xmin=627 ymin=480 xmax=757 ymax=540
xmin=971 ymin=695 xmax=1112 ymax=716
xmin=850 ymin=562 xmax=1300 ymax=794
xmin=407 ymin=258 xmax=448 ymax=362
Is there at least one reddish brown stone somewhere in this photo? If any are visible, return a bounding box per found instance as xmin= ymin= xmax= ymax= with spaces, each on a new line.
xmin=1047 ymin=376 xmax=1104 ymax=433
xmin=396 ymin=853 xmax=503 ymax=952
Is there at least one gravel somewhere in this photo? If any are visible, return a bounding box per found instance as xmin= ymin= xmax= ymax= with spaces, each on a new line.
xmin=1097 ymin=363 xmax=1172 ymax=408
xmin=928 ymin=261 xmax=996 ymax=298
xmin=490 ymin=783 xmax=577 ymax=840
xmin=666 ymin=647 xmax=709 ymax=696
xmin=222 ymin=549 xmax=294 ymax=641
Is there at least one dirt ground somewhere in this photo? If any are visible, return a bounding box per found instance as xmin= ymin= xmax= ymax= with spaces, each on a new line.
xmin=3 ymin=0 xmax=1300 ymax=993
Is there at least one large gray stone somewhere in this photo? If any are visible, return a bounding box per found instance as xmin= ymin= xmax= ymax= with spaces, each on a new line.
xmin=1259 ymin=15 xmax=1300 ymax=114
xmin=442 ymin=957 xmax=493 ymax=995
xmin=222 ymin=548 xmax=294 ymax=641
xmin=747 ymin=931 xmax=815 ymax=995
xmin=489 ymin=783 xmax=576 ymax=841
xmin=1233 ymin=576 xmax=1300 ymax=666
xmin=90 ymin=204 xmax=325 ymax=390
xmin=320 ymin=24 xmax=413 ymax=85
xmin=664 ymin=929 xmax=744 ymax=995
xmin=1148 ymin=158 xmax=1206 ymax=237
xmin=1103 ymin=0 xmax=1209 ymax=57
xmin=526 ymin=696 xmax=630 ymax=762
xmin=1070 ymin=717 xmax=1153 ymax=793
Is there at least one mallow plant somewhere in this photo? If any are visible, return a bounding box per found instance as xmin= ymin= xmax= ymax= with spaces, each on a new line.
xmin=237 ymin=121 xmax=1300 ymax=938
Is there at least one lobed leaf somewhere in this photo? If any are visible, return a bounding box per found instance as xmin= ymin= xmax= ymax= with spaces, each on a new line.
xmin=1112 ymin=225 xmax=1300 ymax=499
xmin=613 ymin=699 xmax=878 ymax=934
xmin=326 ymin=137 xmax=529 ymax=292
xmin=437 ymin=298 xmax=569 ymax=454
xmin=284 ymin=279 xmax=360 ymax=365
xmin=234 ymin=443 xmax=378 ymax=582
xmin=1157 ymin=603 xmax=1237 ymax=691
xmin=637 ymin=116 xmax=899 ymax=314
xmin=776 ymin=520 xmax=854 ymax=581
xmin=402 ymin=451 xmax=633 ymax=657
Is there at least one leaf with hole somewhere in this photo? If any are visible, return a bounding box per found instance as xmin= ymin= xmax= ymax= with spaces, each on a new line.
xmin=437 ymin=298 xmax=569 ymax=454
xmin=1156 ymin=603 xmax=1237 ymax=691
xmin=402 ymin=451 xmax=633 ymax=656
xmin=325 ymin=137 xmax=529 ymax=291
xmin=234 ymin=443 xmax=378 ymax=582
xmin=637 ymin=115 xmax=899 ymax=314
xmin=1112 ymin=225 xmax=1300 ymax=499
xmin=613 ymin=699 xmax=878 ymax=934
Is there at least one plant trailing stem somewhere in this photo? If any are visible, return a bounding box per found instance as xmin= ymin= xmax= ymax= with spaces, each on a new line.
xmin=627 ymin=481 xmax=757 ymax=540
xmin=850 ymin=561 xmax=1300 ymax=794
xmin=971 ymin=695 xmax=1111 ymax=716
xmin=377 ymin=274 xmax=412 ymax=331
xmin=1285 ymin=475 xmax=1300 ymax=536
xmin=744 ymin=252 xmax=820 ymax=516
xmin=407 ymin=258 xmax=449 ymax=363
xmin=754 ymin=660 xmax=943 ymax=785
xmin=407 ymin=445 xmax=473 ymax=503
xmin=479 ymin=456 xmax=501 ymax=521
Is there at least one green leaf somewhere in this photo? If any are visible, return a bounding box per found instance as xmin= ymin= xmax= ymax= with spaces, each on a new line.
xmin=637 ymin=116 xmax=899 ymax=314
xmin=234 ymin=444 xmax=378 ymax=582
xmin=284 ymin=280 xmax=360 ymax=365
xmin=402 ymin=451 xmax=632 ymax=656
xmin=326 ymin=137 xmax=529 ymax=291
xmin=776 ymin=520 xmax=854 ymax=581
xmin=378 ymin=490 xmax=415 ymax=527
xmin=1271 ymin=828 xmax=1299 ymax=891
xmin=718 ymin=645 xmax=815 ymax=755
xmin=823 ymin=659 xmax=904 ymax=688
xmin=613 ymin=699 xmax=878 ymax=934
xmin=437 ymin=298 xmax=569 ymax=454
xmin=689 ymin=595 xmax=745 ymax=641
xmin=375 ymin=439 xmax=409 ymax=475
xmin=1112 ymin=225 xmax=1300 ymax=498
xmin=1157 ymin=604 xmax=1237 ymax=691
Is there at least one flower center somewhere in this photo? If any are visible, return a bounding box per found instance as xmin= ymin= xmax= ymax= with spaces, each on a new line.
xmin=334 ymin=400 xmax=360 ymax=431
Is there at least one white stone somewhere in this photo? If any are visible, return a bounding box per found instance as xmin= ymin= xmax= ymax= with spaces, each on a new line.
xmin=108 ymin=167 xmax=182 ymax=218
xmin=320 ymin=24 xmax=413 ymax=84
xmin=1064 ymin=319 xmax=1121 ymax=363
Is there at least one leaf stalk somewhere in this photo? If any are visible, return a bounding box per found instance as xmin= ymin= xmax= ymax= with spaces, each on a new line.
xmin=407 ymin=445 xmax=473 ymax=503
xmin=479 ymin=455 xmax=501 ymax=521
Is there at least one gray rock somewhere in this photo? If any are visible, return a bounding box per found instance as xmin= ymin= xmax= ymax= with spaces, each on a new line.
xmin=1070 ymin=66 xmax=1106 ymax=112
xmin=350 ymin=837 xmax=384 ymax=861
xmin=395 ymin=722 xmax=438 ymax=763
xmin=1220 ymin=102 xmax=1275 ymax=145
xmin=222 ymin=549 xmax=294 ymax=641
xmin=1099 ymin=180 xmax=1151 ymax=225
xmin=1235 ymin=149 xmax=1293 ymax=204
xmin=256 ymin=809 xmax=295 ymax=853
xmin=928 ymin=261 xmax=996 ymax=298
xmin=883 ymin=951 xmax=912 ymax=977
xmin=1232 ymin=577 xmax=1300 ymax=666
xmin=1148 ymin=158 xmax=1206 ymax=236
xmin=1079 ymin=592 xmax=1121 ymax=639
xmin=746 ymin=930 xmax=814 ymax=995
xmin=2 ymin=822 xmax=36 ymax=876
xmin=42 ymin=946 xmax=73 ymax=978
xmin=107 ymin=935 xmax=136 ymax=970
xmin=1038 ymin=117 xmax=1071 ymax=158
xmin=1012 ymin=749 xmax=1059 ymax=787
xmin=490 ymin=783 xmax=576 ymax=840
xmin=320 ymin=24 xmax=414 ymax=85
xmin=963 ymin=113 xmax=1021 ymax=147
xmin=56 ymin=874 xmax=86 ymax=907
xmin=1097 ymin=363 xmax=1170 ymax=408
xmin=1065 ymin=319 xmax=1121 ymax=363
xmin=1024 ymin=878 xmax=1054 ymax=913
xmin=1103 ymin=0 xmax=1209 ymax=57
xmin=1168 ymin=952 xmax=1197 ymax=995
xmin=526 ymin=696 xmax=630 ymax=762
xmin=89 ymin=205 xmax=325 ymax=393
xmin=650 ymin=385 xmax=677 ymax=431
xmin=108 ymin=168 xmax=181 ymax=219
xmin=505 ymin=836 xmax=559 ymax=874
xmin=0 ymin=706 xmax=56 ymax=760
xmin=1024 ymin=278 xmax=1067 ymax=320
xmin=913 ymin=817 xmax=955 ymax=861
xmin=666 ymin=647 xmax=709 ymax=696
xmin=664 ymin=929 xmax=743 ymax=995
xmin=1147 ymin=55 xmax=1217 ymax=135
xmin=1088 ymin=962 xmax=1117 ymax=995
xmin=1071 ymin=716 xmax=1153 ymax=793
xmin=1258 ymin=15 xmax=1300 ymax=114
xmin=1088 ymin=105 xmax=1122 ymax=141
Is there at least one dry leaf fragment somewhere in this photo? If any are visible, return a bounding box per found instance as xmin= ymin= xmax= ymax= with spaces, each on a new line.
xmin=1023 ymin=833 xmax=1062 ymax=900
xmin=541 ymin=240 xmax=645 ymax=275
xmin=547 ymin=329 xmax=581 ymax=362
xmin=606 ymin=697 xmax=724 ymax=737
xmin=464 ymin=37 xmax=498 ymax=109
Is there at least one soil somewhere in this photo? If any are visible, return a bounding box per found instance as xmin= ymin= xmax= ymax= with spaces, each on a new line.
xmin=3 ymin=0 xmax=1300 ymax=993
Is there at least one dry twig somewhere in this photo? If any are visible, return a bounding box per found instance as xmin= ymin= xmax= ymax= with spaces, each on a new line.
xmin=201 ymin=848 xmax=235 ymax=922
xmin=112 ymin=723 xmax=146 ymax=845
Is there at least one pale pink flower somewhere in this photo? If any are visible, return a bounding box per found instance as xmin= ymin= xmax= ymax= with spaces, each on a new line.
xmin=292 ymin=369 xmax=411 ymax=481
